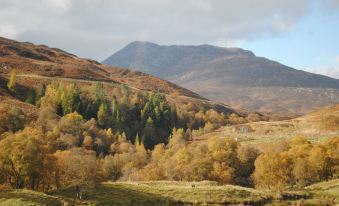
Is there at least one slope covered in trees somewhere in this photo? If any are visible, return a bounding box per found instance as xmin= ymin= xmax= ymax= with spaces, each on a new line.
xmin=0 ymin=104 xmax=337 ymax=194
xmin=0 ymin=36 xmax=337 ymax=205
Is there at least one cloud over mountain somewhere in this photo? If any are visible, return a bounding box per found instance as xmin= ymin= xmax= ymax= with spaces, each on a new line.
xmin=0 ymin=0 xmax=325 ymax=60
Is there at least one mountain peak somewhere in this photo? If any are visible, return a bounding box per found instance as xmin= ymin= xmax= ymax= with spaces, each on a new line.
xmin=128 ymin=41 xmax=159 ymax=47
xmin=102 ymin=41 xmax=339 ymax=114
xmin=123 ymin=41 xmax=255 ymax=56
xmin=102 ymin=41 xmax=255 ymax=75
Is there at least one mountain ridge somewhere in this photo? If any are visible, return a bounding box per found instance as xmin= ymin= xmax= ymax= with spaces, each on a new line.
xmin=0 ymin=36 xmax=242 ymax=116
xmin=103 ymin=41 xmax=339 ymax=114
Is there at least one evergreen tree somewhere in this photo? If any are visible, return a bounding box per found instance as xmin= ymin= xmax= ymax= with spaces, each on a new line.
xmin=96 ymin=82 xmax=105 ymax=102
xmin=111 ymin=95 xmax=118 ymax=117
xmin=122 ymin=85 xmax=129 ymax=104
xmin=25 ymin=89 xmax=37 ymax=105
xmin=142 ymin=117 xmax=157 ymax=150
xmin=60 ymin=84 xmax=81 ymax=115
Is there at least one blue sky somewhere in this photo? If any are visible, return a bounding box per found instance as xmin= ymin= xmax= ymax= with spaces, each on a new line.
xmin=0 ymin=0 xmax=338 ymax=78
xmin=239 ymin=2 xmax=339 ymax=78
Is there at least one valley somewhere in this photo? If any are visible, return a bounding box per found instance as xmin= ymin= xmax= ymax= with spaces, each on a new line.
xmin=1 ymin=1 xmax=338 ymax=205
xmin=0 ymin=37 xmax=337 ymax=206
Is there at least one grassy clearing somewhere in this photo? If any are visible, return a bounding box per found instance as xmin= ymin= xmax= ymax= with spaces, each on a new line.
xmin=193 ymin=118 xmax=338 ymax=152
xmin=0 ymin=180 xmax=338 ymax=205
xmin=53 ymin=181 xmax=272 ymax=205
xmin=306 ymin=178 xmax=339 ymax=200
xmin=0 ymin=189 xmax=63 ymax=206
xmin=52 ymin=181 xmax=338 ymax=205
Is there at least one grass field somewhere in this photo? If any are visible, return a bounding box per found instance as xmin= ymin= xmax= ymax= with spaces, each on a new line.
xmin=193 ymin=118 xmax=338 ymax=152
xmin=0 ymin=190 xmax=63 ymax=206
xmin=306 ymin=179 xmax=339 ymax=198
xmin=0 ymin=180 xmax=339 ymax=206
xmin=0 ymin=180 xmax=337 ymax=206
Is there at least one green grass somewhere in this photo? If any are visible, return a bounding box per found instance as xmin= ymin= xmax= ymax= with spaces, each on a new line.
xmin=53 ymin=181 xmax=272 ymax=205
xmin=0 ymin=180 xmax=338 ymax=206
xmin=306 ymin=178 xmax=339 ymax=200
xmin=0 ymin=189 xmax=64 ymax=206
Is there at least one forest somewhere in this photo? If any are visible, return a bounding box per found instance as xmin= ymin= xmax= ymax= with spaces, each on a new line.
xmin=0 ymin=78 xmax=338 ymax=198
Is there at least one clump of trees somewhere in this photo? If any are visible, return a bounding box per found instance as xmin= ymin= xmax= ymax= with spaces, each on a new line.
xmin=0 ymin=81 xmax=337 ymax=197
xmin=0 ymin=104 xmax=337 ymax=195
xmin=37 ymin=82 xmax=177 ymax=149
xmin=33 ymin=82 xmax=228 ymax=149
xmin=253 ymin=136 xmax=339 ymax=190
xmin=127 ymin=134 xmax=260 ymax=185
xmin=0 ymin=106 xmax=26 ymax=134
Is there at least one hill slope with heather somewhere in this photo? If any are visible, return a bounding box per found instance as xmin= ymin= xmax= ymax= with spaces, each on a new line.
xmin=103 ymin=41 xmax=339 ymax=114
xmin=0 ymin=37 xmax=239 ymax=115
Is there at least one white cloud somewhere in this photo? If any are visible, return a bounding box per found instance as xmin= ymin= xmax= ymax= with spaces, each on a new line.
xmin=45 ymin=0 xmax=72 ymax=12
xmin=0 ymin=0 xmax=336 ymax=62
xmin=306 ymin=66 xmax=339 ymax=79
xmin=327 ymin=67 xmax=339 ymax=79
xmin=0 ymin=24 xmax=20 ymax=38
xmin=336 ymin=56 xmax=339 ymax=64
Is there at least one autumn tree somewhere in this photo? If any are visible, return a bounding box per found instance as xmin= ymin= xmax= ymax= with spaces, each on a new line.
xmin=101 ymin=155 xmax=123 ymax=181
xmin=0 ymin=127 xmax=56 ymax=190
xmin=97 ymin=102 xmax=109 ymax=128
xmin=237 ymin=146 xmax=260 ymax=186
xmin=323 ymin=137 xmax=339 ymax=176
xmin=207 ymin=137 xmax=240 ymax=184
xmin=55 ymin=148 xmax=100 ymax=198
xmin=7 ymin=69 xmax=16 ymax=93
xmin=0 ymin=106 xmax=26 ymax=134
xmin=253 ymin=152 xmax=291 ymax=190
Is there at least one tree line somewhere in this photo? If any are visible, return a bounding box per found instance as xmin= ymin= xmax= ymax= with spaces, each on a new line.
xmin=19 ymin=81 xmax=231 ymax=148
xmin=0 ymin=106 xmax=337 ymax=195
xmin=1 ymin=78 xmax=337 ymax=197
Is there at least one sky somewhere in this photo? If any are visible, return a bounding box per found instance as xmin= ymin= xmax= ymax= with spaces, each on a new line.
xmin=0 ymin=0 xmax=338 ymax=78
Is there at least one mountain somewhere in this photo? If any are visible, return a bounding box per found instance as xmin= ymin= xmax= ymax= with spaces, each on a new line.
xmin=0 ymin=37 xmax=241 ymax=116
xmin=103 ymin=41 xmax=339 ymax=115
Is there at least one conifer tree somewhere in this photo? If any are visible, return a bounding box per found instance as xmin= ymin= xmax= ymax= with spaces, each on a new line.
xmin=25 ymin=89 xmax=37 ymax=105
xmin=142 ymin=117 xmax=157 ymax=149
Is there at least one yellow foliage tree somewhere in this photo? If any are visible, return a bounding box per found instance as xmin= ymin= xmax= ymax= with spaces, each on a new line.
xmin=7 ymin=69 xmax=16 ymax=93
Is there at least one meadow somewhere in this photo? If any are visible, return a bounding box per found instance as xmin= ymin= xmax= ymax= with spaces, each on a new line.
xmin=0 ymin=180 xmax=337 ymax=206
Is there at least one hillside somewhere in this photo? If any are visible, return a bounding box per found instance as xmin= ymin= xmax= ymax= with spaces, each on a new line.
xmin=103 ymin=41 xmax=339 ymax=114
xmin=0 ymin=37 xmax=238 ymax=115
xmin=193 ymin=103 xmax=339 ymax=151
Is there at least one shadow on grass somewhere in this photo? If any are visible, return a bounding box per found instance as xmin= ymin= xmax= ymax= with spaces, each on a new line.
xmin=95 ymin=184 xmax=181 ymax=206
xmin=0 ymin=190 xmax=63 ymax=206
xmin=53 ymin=184 xmax=182 ymax=206
xmin=52 ymin=183 xmax=271 ymax=206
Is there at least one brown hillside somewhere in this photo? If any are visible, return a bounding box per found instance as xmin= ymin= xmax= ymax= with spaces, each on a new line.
xmin=192 ymin=104 xmax=339 ymax=151
xmin=103 ymin=42 xmax=339 ymax=115
xmin=0 ymin=37 xmax=237 ymax=115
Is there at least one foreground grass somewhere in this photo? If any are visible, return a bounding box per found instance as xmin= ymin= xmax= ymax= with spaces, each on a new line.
xmin=306 ymin=179 xmax=339 ymax=201
xmin=54 ymin=181 xmax=271 ymax=205
xmin=0 ymin=180 xmax=338 ymax=205
xmin=0 ymin=189 xmax=63 ymax=206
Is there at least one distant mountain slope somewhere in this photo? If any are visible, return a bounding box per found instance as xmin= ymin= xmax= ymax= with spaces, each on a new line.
xmin=0 ymin=37 xmax=238 ymax=115
xmin=103 ymin=41 xmax=339 ymax=114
